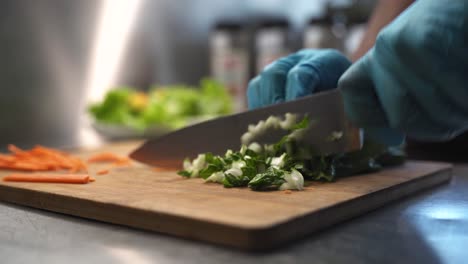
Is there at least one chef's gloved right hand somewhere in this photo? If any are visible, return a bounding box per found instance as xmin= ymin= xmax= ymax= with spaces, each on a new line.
xmin=339 ymin=0 xmax=468 ymax=142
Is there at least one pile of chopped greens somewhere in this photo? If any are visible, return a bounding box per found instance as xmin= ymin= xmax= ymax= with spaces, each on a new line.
xmin=88 ymin=78 xmax=233 ymax=131
xmin=178 ymin=113 xmax=405 ymax=191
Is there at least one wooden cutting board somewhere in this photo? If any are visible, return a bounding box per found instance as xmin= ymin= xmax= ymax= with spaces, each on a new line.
xmin=0 ymin=141 xmax=452 ymax=251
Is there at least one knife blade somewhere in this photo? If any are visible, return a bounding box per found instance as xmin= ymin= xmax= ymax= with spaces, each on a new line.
xmin=130 ymin=89 xmax=361 ymax=169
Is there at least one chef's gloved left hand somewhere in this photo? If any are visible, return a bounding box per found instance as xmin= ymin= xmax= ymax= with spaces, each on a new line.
xmin=247 ymin=48 xmax=404 ymax=146
xmin=247 ymin=49 xmax=351 ymax=109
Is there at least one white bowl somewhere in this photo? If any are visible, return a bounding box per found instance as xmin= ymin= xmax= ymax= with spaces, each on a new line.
xmin=91 ymin=122 xmax=172 ymax=140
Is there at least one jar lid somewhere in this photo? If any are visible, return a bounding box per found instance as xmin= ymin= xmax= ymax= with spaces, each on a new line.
xmin=213 ymin=21 xmax=244 ymax=32
xmin=256 ymin=17 xmax=289 ymax=29
xmin=307 ymin=15 xmax=333 ymax=26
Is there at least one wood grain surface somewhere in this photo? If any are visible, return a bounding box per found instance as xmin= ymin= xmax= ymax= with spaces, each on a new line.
xmin=0 ymin=141 xmax=452 ymax=250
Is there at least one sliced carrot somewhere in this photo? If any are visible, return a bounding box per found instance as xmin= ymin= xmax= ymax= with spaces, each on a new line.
xmin=3 ymin=161 xmax=50 ymax=171
xmin=7 ymin=144 xmax=26 ymax=155
xmin=89 ymin=177 xmax=96 ymax=182
xmin=97 ymin=169 xmax=109 ymax=175
xmin=87 ymin=152 xmax=130 ymax=163
xmin=3 ymin=174 xmax=90 ymax=184
xmin=112 ymin=159 xmax=132 ymax=167
xmin=0 ymin=144 xmax=87 ymax=172
xmin=0 ymin=154 xmax=15 ymax=162
xmin=32 ymin=146 xmax=87 ymax=171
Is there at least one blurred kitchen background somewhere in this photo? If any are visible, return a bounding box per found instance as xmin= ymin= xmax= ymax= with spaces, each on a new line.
xmin=0 ymin=0 xmax=376 ymax=150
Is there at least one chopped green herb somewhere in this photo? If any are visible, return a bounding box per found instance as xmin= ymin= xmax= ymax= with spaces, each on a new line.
xmin=326 ymin=131 xmax=344 ymax=142
xmin=248 ymin=167 xmax=286 ymax=191
xmin=179 ymin=113 xmax=406 ymax=191
xmin=177 ymin=170 xmax=192 ymax=178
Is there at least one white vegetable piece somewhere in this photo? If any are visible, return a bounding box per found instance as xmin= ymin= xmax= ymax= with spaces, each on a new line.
xmin=192 ymin=154 xmax=206 ymax=169
xmin=265 ymin=116 xmax=281 ymax=129
xmin=247 ymin=142 xmax=262 ymax=153
xmin=254 ymin=120 xmax=267 ymax=135
xmin=328 ymin=131 xmax=344 ymax=141
xmin=241 ymin=132 xmax=254 ymax=145
xmin=287 ymin=128 xmax=307 ymax=141
xmin=225 ymin=149 xmax=233 ymax=157
xmin=270 ymin=153 xmax=287 ymax=169
xmin=231 ymin=160 xmax=246 ymax=170
xmin=224 ymin=168 xmax=243 ymax=177
xmin=280 ymin=113 xmax=298 ymax=130
xmin=279 ymin=169 xmax=304 ymax=190
xmin=241 ymin=113 xmax=300 ymax=145
xmin=183 ymin=158 xmax=192 ymax=171
xmin=205 ymin=171 xmax=225 ymax=183
xmin=239 ymin=145 xmax=247 ymax=155
xmin=188 ymin=154 xmax=206 ymax=177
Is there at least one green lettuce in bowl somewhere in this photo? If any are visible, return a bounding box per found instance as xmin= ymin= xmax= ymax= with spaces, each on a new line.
xmin=88 ymin=78 xmax=233 ymax=139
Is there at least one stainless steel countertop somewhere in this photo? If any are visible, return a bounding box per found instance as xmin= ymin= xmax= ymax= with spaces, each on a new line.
xmin=1 ymin=163 xmax=467 ymax=264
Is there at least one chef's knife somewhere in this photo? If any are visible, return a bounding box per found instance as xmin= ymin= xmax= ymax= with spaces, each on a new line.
xmin=130 ymin=89 xmax=361 ymax=169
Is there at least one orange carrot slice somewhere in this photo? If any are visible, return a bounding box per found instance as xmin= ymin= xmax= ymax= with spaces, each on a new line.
xmin=97 ymin=169 xmax=109 ymax=175
xmin=0 ymin=145 xmax=87 ymax=172
xmin=112 ymin=159 xmax=132 ymax=167
xmin=3 ymin=174 xmax=91 ymax=184
xmin=87 ymin=152 xmax=130 ymax=163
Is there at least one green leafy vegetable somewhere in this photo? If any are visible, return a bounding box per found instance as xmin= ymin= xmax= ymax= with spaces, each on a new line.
xmin=177 ymin=170 xmax=192 ymax=178
xmin=88 ymin=88 xmax=147 ymax=130
xmin=88 ymin=78 xmax=233 ymax=131
xmin=178 ymin=113 xmax=406 ymax=192
xmin=248 ymin=167 xmax=286 ymax=191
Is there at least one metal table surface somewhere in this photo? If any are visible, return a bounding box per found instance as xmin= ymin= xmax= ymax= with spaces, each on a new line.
xmin=1 ymin=158 xmax=467 ymax=264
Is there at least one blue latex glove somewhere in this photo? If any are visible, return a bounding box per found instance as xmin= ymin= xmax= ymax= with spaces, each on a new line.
xmin=246 ymin=49 xmax=404 ymax=145
xmin=247 ymin=49 xmax=351 ymax=109
xmin=339 ymin=0 xmax=468 ymax=141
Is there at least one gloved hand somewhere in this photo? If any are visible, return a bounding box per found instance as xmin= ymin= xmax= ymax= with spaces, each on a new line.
xmin=339 ymin=0 xmax=468 ymax=141
xmin=246 ymin=49 xmax=404 ymax=145
xmin=247 ymin=49 xmax=351 ymax=109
